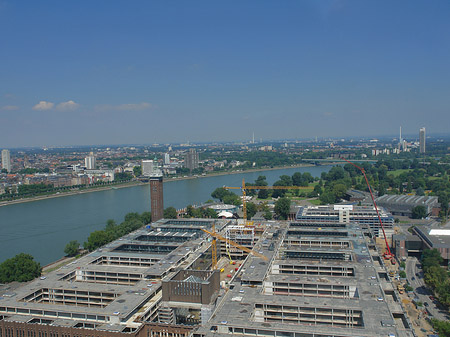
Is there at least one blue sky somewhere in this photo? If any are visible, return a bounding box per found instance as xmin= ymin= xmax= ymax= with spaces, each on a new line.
xmin=0 ymin=1 xmax=449 ymax=147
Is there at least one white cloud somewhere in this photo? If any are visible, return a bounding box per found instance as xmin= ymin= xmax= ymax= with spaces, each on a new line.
xmin=56 ymin=100 xmax=79 ymax=111
xmin=33 ymin=101 xmax=54 ymax=110
xmin=1 ymin=105 xmax=19 ymax=111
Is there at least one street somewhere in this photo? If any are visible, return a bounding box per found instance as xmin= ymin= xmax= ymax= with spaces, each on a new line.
xmin=405 ymin=256 xmax=449 ymax=322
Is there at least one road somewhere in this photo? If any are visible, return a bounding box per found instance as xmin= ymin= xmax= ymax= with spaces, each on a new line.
xmin=405 ymin=256 xmax=449 ymax=321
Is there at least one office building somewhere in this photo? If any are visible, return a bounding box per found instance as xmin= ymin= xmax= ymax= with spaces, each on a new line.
xmin=419 ymin=127 xmax=426 ymax=153
xmin=164 ymin=153 xmax=170 ymax=165
xmin=184 ymin=149 xmax=199 ymax=171
xmin=296 ymin=205 xmax=394 ymax=238
xmin=142 ymin=160 xmax=154 ymax=176
xmin=1 ymin=149 xmax=11 ymax=172
xmin=84 ymin=152 xmax=96 ymax=169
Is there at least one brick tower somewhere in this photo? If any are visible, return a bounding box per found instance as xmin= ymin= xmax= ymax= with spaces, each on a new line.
xmin=150 ymin=173 xmax=164 ymax=222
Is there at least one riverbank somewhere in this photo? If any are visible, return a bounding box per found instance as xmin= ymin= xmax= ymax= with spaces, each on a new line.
xmin=0 ymin=163 xmax=317 ymax=207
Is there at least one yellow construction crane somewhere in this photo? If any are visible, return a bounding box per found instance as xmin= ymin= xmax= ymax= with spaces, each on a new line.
xmin=201 ymin=226 xmax=268 ymax=270
xmin=224 ymin=178 xmax=311 ymax=224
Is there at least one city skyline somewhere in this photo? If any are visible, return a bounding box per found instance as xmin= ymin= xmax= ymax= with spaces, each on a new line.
xmin=1 ymin=1 xmax=450 ymax=147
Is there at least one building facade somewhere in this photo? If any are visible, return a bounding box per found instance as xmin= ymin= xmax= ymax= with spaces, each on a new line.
xmin=295 ymin=205 xmax=394 ymax=238
xmin=150 ymin=174 xmax=164 ymax=221
xmin=1 ymin=149 xmax=11 ymax=172
xmin=84 ymin=152 xmax=96 ymax=170
xmin=184 ymin=149 xmax=199 ymax=172
xmin=142 ymin=160 xmax=154 ymax=176
xmin=419 ymin=127 xmax=426 ymax=154
xmin=164 ymin=153 xmax=170 ymax=165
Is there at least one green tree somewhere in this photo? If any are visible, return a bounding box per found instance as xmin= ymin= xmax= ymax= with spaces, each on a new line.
xmin=416 ymin=187 xmax=425 ymax=196
xmin=64 ymin=240 xmax=80 ymax=257
xmin=115 ymin=172 xmax=132 ymax=181
xmin=274 ymin=197 xmax=291 ymax=220
xmin=424 ymin=265 xmax=447 ymax=289
xmin=222 ymin=193 xmax=241 ymax=206
xmin=263 ymin=210 xmax=272 ymax=220
xmin=254 ymin=176 xmax=269 ymax=199
xmin=211 ymin=187 xmax=231 ymax=201
xmin=203 ymin=208 xmax=218 ymax=219
xmin=0 ymin=253 xmax=42 ymax=283
xmin=422 ymin=248 xmax=443 ymax=270
xmin=431 ymin=319 xmax=450 ymax=337
xmin=246 ymin=202 xmax=257 ymax=220
xmin=292 ymin=172 xmax=304 ymax=186
xmin=133 ymin=165 xmax=142 ymax=177
xmin=163 ymin=207 xmax=178 ymax=219
xmin=84 ymin=230 xmax=110 ymax=252
xmin=141 ymin=212 xmax=152 ymax=224
xmin=411 ymin=205 xmax=427 ymax=219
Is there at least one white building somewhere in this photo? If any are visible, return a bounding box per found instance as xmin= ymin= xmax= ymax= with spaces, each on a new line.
xmin=142 ymin=160 xmax=154 ymax=176
xmin=419 ymin=127 xmax=426 ymax=153
xmin=164 ymin=153 xmax=170 ymax=165
xmin=84 ymin=152 xmax=96 ymax=169
xmin=1 ymin=149 xmax=11 ymax=172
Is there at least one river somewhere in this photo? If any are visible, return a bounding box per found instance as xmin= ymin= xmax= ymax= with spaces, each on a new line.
xmin=0 ymin=165 xmax=332 ymax=265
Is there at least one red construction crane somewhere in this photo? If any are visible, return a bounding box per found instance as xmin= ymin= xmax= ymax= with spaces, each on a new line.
xmin=341 ymin=158 xmax=393 ymax=260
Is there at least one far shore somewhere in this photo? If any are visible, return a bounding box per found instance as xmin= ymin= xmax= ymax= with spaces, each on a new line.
xmin=0 ymin=163 xmax=324 ymax=208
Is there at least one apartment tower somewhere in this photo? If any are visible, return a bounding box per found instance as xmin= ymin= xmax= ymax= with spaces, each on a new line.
xmin=184 ymin=148 xmax=199 ymax=172
xmin=419 ymin=127 xmax=426 ymax=153
xmin=1 ymin=149 xmax=11 ymax=172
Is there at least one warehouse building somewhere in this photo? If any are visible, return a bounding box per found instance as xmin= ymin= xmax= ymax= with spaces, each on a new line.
xmin=375 ymin=194 xmax=440 ymax=218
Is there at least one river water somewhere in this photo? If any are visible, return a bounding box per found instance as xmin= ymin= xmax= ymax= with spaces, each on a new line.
xmin=0 ymin=165 xmax=332 ymax=265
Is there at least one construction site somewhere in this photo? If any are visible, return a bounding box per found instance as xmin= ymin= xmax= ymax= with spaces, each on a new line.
xmin=0 ymin=210 xmax=416 ymax=337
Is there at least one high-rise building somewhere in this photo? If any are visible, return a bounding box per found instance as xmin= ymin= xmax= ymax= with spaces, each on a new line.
xmin=419 ymin=127 xmax=426 ymax=153
xmin=149 ymin=167 xmax=164 ymax=222
xmin=1 ymin=149 xmax=11 ymax=172
xmin=84 ymin=152 xmax=96 ymax=169
xmin=164 ymin=153 xmax=170 ymax=165
xmin=142 ymin=160 xmax=154 ymax=176
xmin=184 ymin=148 xmax=199 ymax=171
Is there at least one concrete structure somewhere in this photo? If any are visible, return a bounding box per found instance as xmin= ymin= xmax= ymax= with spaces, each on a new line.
xmin=392 ymin=234 xmax=423 ymax=259
xmin=160 ymin=270 xmax=219 ymax=325
xmin=375 ymin=194 xmax=440 ymax=218
xmin=296 ymin=205 xmax=395 ymax=238
xmin=84 ymin=152 xmax=96 ymax=170
xmin=184 ymin=149 xmax=199 ymax=172
xmin=0 ymin=218 xmax=225 ymax=337
xmin=419 ymin=127 xmax=426 ymax=153
xmin=1 ymin=149 xmax=11 ymax=172
xmin=195 ymin=221 xmax=413 ymax=337
xmin=142 ymin=160 xmax=154 ymax=177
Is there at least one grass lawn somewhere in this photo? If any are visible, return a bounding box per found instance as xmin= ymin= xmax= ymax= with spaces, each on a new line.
xmin=387 ymin=169 xmax=412 ymax=177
